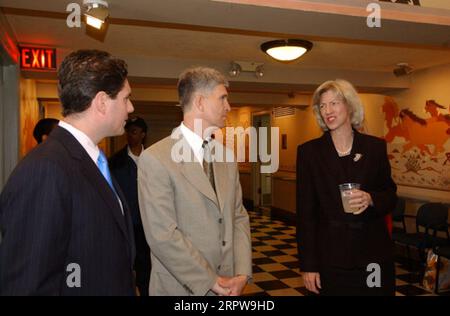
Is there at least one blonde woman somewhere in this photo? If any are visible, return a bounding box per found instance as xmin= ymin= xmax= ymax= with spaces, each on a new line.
xmin=296 ymin=79 xmax=397 ymax=296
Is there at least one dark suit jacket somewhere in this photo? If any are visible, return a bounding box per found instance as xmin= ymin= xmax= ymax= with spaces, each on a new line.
xmin=296 ymin=130 xmax=397 ymax=272
xmin=109 ymin=146 xmax=141 ymax=227
xmin=0 ymin=127 xmax=135 ymax=295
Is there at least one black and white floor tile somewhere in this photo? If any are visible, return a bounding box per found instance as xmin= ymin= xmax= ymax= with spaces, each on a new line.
xmin=243 ymin=209 xmax=450 ymax=296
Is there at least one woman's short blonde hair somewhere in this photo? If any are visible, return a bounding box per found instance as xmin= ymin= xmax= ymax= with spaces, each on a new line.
xmin=311 ymin=79 xmax=364 ymax=131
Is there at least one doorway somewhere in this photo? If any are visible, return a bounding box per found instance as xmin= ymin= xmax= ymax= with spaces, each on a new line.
xmin=0 ymin=48 xmax=20 ymax=190
xmin=251 ymin=112 xmax=272 ymax=210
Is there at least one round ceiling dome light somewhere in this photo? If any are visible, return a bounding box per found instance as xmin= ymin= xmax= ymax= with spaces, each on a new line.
xmin=261 ymin=39 xmax=313 ymax=62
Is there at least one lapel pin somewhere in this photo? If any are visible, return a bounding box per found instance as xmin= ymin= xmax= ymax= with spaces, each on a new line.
xmin=353 ymin=153 xmax=362 ymax=162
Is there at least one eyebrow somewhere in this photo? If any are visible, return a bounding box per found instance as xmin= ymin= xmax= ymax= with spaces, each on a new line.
xmin=320 ymin=99 xmax=340 ymax=104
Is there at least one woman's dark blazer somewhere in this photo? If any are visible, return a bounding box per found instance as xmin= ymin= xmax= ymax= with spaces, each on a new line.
xmin=296 ymin=130 xmax=397 ymax=272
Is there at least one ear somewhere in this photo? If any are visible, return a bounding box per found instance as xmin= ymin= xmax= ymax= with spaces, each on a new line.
xmin=92 ymin=91 xmax=109 ymax=115
xmin=192 ymin=93 xmax=205 ymax=113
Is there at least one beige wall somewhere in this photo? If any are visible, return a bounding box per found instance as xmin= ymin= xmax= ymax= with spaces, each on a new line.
xmin=265 ymin=65 xmax=450 ymax=213
xmin=273 ymin=105 xmax=321 ymax=173
xmin=386 ymin=63 xmax=450 ymax=204
xmin=388 ymin=63 xmax=450 ymax=115
xmin=32 ymin=67 xmax=450 ymax=210
xmin=20 ymin=78 xmax=39 ymax=157
xmin=226 ymin=93 xmax=391 ymax=213
xmin=269 ymin=93 xmax=389 ymax=213
xmin=359 ymin=94 xmax=387 ymax=138
xmin=44 ymin=101 xmax=63 ymax=120
xmin=272 ymin=93 xmax=388 ymax=173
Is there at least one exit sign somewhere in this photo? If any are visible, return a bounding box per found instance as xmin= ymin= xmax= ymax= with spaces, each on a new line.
xmin=19 ymin=46 xmax=56 ymax=71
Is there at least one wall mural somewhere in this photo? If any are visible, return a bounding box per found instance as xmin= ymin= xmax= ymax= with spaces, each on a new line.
xmin=379 ymin=0 xmax=421 ymax=5
xmin=378 ymin=0 xmax=450 ymax=10
xmin=382 ymin=97 xmax=450 ymax=191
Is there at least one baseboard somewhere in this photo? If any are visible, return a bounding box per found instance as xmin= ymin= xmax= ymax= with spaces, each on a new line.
xmin=244 ymin=200 xmax=297 ymax=227
xmin=271 ymin=207 xmax=297 ymax=227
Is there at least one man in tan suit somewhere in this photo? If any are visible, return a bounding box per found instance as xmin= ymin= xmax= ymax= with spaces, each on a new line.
xmin=138 ymin=67 xmax=252 ymax=296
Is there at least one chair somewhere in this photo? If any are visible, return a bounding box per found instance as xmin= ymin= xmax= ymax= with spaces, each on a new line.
xmin=391 ymin=197 xmax=407 ymax=239
xmin=394 ymin=203 xmax=449 ymax=266
xmin=434 ymin=243 xmax=450 ymax=294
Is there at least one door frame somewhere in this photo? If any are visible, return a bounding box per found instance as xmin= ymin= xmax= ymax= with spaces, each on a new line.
xmin=251 ymin=110 xmax=273 ymax=209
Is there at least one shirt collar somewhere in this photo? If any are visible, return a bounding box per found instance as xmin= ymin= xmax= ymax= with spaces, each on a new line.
xmin=180 ymin=122 xmax=205 ymax=163
xmin=127 ymin=145 xmax=144 ymax=164
xmin=58 ymin=120 xmax=100 ymax=164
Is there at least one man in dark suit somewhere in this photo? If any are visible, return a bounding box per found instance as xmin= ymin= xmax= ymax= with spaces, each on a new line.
xmin=0 ymin=49 xmax=136 ymax=295
xmin=109 ymin=117 xmax=151 ymax=296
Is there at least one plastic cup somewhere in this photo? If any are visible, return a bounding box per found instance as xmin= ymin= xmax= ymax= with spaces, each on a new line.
xmin=339 ymin=183 xmax=361 ymax=213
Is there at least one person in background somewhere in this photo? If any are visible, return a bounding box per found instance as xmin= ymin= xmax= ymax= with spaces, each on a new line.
xmin=109 ymin=116 xmax=151 ymax=296
xmin=296 ymin=79 xmax=397 ymax=296
xmin=32 ymin=118 xmax=59 ymax=144
xmin=0 ymin=49 xmax=135 ymax=295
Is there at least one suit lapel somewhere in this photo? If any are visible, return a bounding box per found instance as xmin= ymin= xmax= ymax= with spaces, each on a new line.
xmin=319 ymin=132 xmax=347 ymax=185
xmin=173 ymin=135 xmax=220 ymax=208
xmin=80 ymin=155 xmax=130 ymax=243
xmin=180 ymin=160 xmax=219 ymax=208
xmin=112 ymin=177 xmax=135 ymax=263
xmin=346 ymin=130 xmax=368 ymax=186
xmin=51 ymin=127 xmax=130 ymax=244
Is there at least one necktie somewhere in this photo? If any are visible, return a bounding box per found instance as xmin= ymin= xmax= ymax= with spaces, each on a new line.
xmin=97 ymin=150 xmax=124 ymax=215
xmin=202 ymin=140 xmax=216 ymax=192
xmin=97 ymin=150 xmax=116 ymax=193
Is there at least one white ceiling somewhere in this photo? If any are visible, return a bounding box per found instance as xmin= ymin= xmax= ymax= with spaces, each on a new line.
xmin=1 ymin=0 xmax=450 ymax=93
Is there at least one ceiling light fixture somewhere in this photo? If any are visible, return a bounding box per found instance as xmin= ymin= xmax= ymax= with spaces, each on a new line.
xmin=83 ymin=0 xmax=109 ymax=30
xmin=228 ymin=61 xmax=264 ymax=78
xmin=261 ymin=39 xmax=313 ymax=62
xmin=255 ymin=65 xmax=264 ymax=78
xmin=393 ymin=62 xmax=413 ymax=77
xmin=228 ymin=62 xmax=241 ymax=77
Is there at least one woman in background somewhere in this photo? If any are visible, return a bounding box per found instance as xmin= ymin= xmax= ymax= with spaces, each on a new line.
xmin=296 ymin=79 xmax=397 ymax=296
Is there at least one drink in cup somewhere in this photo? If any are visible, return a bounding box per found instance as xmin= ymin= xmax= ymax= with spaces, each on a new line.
xmin=339 ymin=183 xmax=361 ymax=213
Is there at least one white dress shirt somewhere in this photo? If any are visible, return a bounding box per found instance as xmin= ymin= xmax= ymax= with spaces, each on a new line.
xmin=59 ymin=120 xmax=124 ymax=215
xmin=59 ymin=120 xmax=99 ymax=164
xmin=127 ymin=145 xmax=144 ymax=165
xmin=180 ymin=122 xmax=206 ymax=166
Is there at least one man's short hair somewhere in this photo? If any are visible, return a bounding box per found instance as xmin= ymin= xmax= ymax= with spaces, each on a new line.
xmin=177 ymin=67 xmax=229 ymax=112
xmin=125 ymin=116 xmax=148 ymax=133
xmin=57 ymin=49 xmax=128 ymax=117
xmin=33 ymin=118 xmax=59 ymax=143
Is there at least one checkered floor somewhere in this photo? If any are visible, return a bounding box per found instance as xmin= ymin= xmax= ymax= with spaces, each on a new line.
xmin=242 ymin=209 xmax=450 ymax=296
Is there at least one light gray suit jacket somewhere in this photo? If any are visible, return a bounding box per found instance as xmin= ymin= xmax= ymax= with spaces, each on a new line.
xmin=138 ymin=128 xmax=252 ymax=296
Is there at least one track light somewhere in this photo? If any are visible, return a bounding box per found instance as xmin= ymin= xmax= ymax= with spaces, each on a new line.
xmin=228 ymin=62 xmax=241 ymax=77
xmin=255 ymin=65 xmax=264 ymax=78
xmin=83 ymin=0 xmax=109 ymax=29
xmin=393 ymin=63 xmax=413 ymax=77
xmin=228 ymin=61 xmax=264 ymax=78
